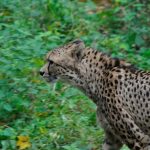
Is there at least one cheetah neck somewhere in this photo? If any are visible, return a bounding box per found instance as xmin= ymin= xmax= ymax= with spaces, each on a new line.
xmin=76 ymin=48 xmax=131 ymax=104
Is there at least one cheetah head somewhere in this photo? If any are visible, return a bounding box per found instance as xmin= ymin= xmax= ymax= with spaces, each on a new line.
xmin=40 ymin=39 xmax=86 ymax=86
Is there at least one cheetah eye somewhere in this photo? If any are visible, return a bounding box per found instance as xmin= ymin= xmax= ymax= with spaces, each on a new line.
xmin=47 ymin=59 xmax=54 ymax=65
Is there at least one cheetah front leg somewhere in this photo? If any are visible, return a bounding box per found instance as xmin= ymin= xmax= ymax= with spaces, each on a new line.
xmin=102 ymin=130 xmax=123 ymax=150
xmin=105 ymin=98 xmax=150 ymax=150
xmin=96 ymin=108 xmax=123 ymax=150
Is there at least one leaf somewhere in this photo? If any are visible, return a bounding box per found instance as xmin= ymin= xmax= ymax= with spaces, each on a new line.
xmin=3 ymin=104 xmax=13 ymax=112
xmin=16 ymin=135 xmax=31 ymax=150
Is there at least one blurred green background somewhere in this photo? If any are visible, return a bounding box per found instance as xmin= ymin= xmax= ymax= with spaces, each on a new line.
xmin=0 ymin=0 xmax=150 ymax=149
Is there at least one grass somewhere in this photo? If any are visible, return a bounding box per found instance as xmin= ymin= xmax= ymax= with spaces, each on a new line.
xmin=0 ymin=0 xmax=149 ymax=149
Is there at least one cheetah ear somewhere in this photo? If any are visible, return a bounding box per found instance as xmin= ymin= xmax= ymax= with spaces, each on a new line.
xmin=70 ymin=39 xmax=85 ymax=61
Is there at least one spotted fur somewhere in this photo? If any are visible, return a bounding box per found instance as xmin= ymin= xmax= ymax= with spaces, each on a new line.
xmin=40 ymin=40 xmax=150 ymax=150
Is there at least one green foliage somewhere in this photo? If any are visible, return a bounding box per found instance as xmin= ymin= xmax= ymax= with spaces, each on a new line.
xmin=0 ymin=0 xmax=149 ymax=149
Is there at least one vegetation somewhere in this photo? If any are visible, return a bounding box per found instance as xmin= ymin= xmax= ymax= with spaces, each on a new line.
xmin=0 ymin=0 xmax=149 ymax=149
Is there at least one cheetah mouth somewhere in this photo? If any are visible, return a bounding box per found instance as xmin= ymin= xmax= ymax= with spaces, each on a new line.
xmin=43 ymin=74 xmax=58 ymax=83
xmin=48 ymin=76 xmax=58 ymax=83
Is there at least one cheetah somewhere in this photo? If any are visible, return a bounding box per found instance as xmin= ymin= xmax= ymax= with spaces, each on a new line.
xmin=40 ymin=39 xmax=150 ymax=150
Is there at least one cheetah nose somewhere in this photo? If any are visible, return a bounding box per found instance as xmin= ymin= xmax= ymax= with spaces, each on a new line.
xmin=39 ymin=71 xmax=44 ymax=76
